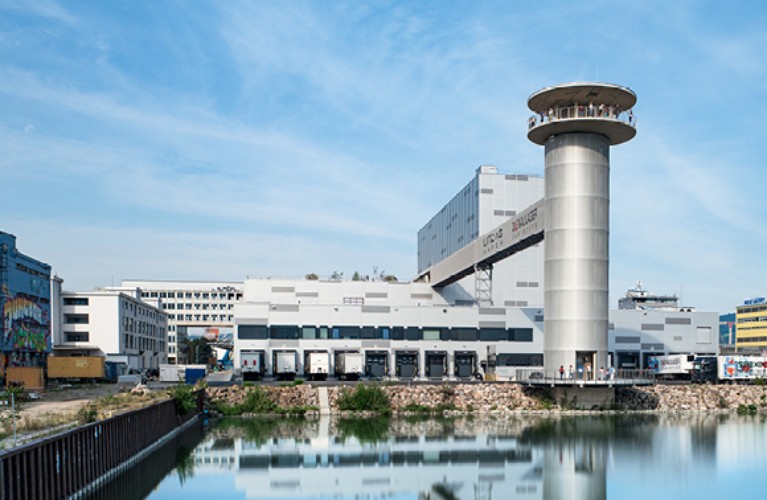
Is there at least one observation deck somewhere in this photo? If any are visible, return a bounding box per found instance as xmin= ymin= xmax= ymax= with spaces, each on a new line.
xmin=526 ymin=82 xmax=637 ymax=145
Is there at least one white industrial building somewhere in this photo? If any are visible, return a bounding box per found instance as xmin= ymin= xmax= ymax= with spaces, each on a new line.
xmin=225 ymin=162 xmax=718 ymax=380
xmin=50 ymin=285 xmax=168 ymax=371
xmin=418 ymin=165 xmax=544 ymax=308
xmin=121 ymin=157 xmax=717 ymax=379
xmin=233 ymin=278 xmax=543 ymax=380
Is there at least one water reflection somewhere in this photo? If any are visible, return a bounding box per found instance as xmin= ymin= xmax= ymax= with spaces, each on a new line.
xmin=145 ymin=413 xmax=767 ymax=500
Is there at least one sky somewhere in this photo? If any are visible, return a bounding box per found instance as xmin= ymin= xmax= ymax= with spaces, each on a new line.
xmin=1 ymin=0 xmax=765 ymax=314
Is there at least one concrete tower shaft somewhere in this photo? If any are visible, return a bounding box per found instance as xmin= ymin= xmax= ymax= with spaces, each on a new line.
xmin=544 ymin=133 xmax=611 ymax=375
xmin=526 ymin=82 xmax=637 ymax=378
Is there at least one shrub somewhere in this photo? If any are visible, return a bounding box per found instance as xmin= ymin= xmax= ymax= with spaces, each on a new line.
xmin=77 ymin=403 xmax=98 ymax=424
xmin=240 ymin=386 xmax=277 ymax=414
xmin=737 ymin=404 xmax=757 ymax=416
xmin=171 ymin=384 xmax=197 ymax=415
xmin=337 ymin=384 xmax=390 ymax=414
xmin=401 ymin=402 xmax=431 ymax=413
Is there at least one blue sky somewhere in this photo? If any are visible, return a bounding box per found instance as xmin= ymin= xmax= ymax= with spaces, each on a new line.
xmin=1 ymin=0 xmax=765 ymax=313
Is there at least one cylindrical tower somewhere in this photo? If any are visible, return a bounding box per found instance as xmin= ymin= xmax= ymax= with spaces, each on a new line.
xmin=526 ymin=82 xmax=637 ymax=378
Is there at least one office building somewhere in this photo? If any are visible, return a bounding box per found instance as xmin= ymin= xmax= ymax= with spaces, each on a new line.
xmin=122 ymin=280 xmax=243 ymax=364
xmin=0 ymin=231 xmax=52 ymax=370
xmin=53 ymin=287 xmax=168 ymax=371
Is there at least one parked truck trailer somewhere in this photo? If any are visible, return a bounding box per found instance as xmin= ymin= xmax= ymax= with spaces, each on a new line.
xmin=305 ymin=352 xmax=329 ymax=381
xmin=718 ymin=356 xmax=767 ymax=382
xmin=648 ymin=354 xmax=696 ymax=380
xmin=274 ymin=351 xmax=297 ymax=381
xmin=240 ymin=351 xmax=264 ymax=381
xmin=335 ymin=352 xmax=363 ymax=380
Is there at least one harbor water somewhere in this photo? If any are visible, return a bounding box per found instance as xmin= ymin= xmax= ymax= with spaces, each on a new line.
xmin=92 ymin=413 xmax=767 ymax=499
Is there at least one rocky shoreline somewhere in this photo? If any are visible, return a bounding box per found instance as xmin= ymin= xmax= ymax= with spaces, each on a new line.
xmin=206 ymin=382 xmax=767 ymax=415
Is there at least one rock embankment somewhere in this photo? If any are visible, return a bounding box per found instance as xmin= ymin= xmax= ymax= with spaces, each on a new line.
xmin=617 ymin=384 xmax=767 ymax=412
xmin=206 ymin=382 xmax=767 ymax=415
xmin=207 ymin=384 xmax=318 ymax=410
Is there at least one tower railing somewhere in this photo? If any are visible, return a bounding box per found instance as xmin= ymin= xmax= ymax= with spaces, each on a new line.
xmin=527 ymin=104 xmax=638 ymax=130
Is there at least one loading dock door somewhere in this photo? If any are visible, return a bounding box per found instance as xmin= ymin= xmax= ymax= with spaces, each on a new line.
xmin=454 ymin=352 xmax=476 ymax=378
xmin=396 ymin=352 xmax=418 ymax=378
xmin=426 ymin=352 xmax=446 ymax=378
xmin=365 ymin=351 xmax=388 ymax=379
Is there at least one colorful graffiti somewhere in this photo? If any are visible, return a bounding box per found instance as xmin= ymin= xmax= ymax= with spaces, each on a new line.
xmin=2 ymin=291 xmax=50 ymax=352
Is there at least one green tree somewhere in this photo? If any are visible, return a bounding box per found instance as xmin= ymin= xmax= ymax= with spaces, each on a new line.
xmin=329 ymin=271 xmax=343 ymax=281
xmin=352 ymin=271 xmax=361 ymax=281
xmin=185 ymin=337 xmax=213 ymax=365
xmin=305 ymin=273 xmax=319 ymax=280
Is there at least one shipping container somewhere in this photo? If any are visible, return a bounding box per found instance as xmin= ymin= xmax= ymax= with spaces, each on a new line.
xmin=47 ymin=356 xmax=105 ymax=379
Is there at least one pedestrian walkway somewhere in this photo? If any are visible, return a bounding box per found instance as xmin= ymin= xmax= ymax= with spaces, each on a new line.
xmin=317 ymin=387 xmax=331 ymax=415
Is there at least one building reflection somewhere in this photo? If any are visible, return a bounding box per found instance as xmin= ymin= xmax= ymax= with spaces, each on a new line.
xmin=189 ymin=417 xmax=619 ymax=499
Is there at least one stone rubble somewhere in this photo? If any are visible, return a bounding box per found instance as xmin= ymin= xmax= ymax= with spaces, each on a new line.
xmin=206 ymin=382 xmax=767 ymax=415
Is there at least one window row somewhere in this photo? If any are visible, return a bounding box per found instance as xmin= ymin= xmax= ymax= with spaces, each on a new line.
xmin=238 ymin=325 xmax=533 ymax=342
xmin=141 ymin=291 xmax=242 ymax=301
xmin=162 ymin=302 xmax=235 ymax=311
xmin=167 ymin=314 xmax=232 ymax=322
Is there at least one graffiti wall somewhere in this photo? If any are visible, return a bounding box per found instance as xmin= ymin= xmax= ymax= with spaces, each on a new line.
xmin=1 ymin=286 xmax=50 ymax=352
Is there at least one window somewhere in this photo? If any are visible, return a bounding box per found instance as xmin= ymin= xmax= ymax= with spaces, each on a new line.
xmin=238 ymin=325 xmax=268 ymax=339
xmin=332 ymin=326 xmax=360 ymax=339
xmin=422 ymin=328 xmax=447 ymax=341
xmin=361 ymin=327 xmax=377 ymax=339
xmin=479 ymin=328 xmax=505 ymax=341
xmin=496 ymin=353 xmax=543 ymax=366
xmin=63 ymin=297 xmax=89 ymax=306
xmin=64 ymin=314 xmax=89 ymax=324
xmin=65 ymin=332 xmax=89 ymax=342
xmin=509 ymin=328 xmax=533 ymax=342
xmin=302 ymin=327 xmax=317 ymax=339
xmin=270 ymin=325 xmax=299 ymax=339
xmin=452 ymin=328 xmax=478 ymax=341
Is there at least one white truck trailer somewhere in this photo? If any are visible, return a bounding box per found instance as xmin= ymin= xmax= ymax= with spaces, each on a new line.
xmin=305 ymin=352 xmax=330 ymax=381
xmin=240 ymin=350 xmax=264 ymax=381
xmin=648 ymin=354 xmax=696 ymax=380
xmin=335 ymin=352 xmax=363 ymax=380
xmin=718 ymin=356 xmax=767 ymax=382
xmin=274 ymin=351 xmax=297 ymax=381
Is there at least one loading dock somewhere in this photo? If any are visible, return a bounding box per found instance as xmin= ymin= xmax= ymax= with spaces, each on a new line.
xmin=365 ymin=350 xmax=389 ymax=379
xmin=396 ymin=351 xmax=419 ymax=378
xmin=425 ymin=351 xmax=447 ymax=379
xmin=454 ymin=351 xmax=477 ymax=379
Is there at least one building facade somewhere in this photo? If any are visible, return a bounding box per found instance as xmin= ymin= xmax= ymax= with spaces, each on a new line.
xmin=417 ymin=165 xmax=544 ymax=308
xmin=52 ymin=287 xmax=168 ymax=371
xmin=0 ymin=231 xmax=52 ymax=372
xmin=122 ymin=280 xmax=243 ymax=364
xmin=234 ymin=278 xmax=544 ymax=379
xmin=735 ymin=298 xmax=767 ymax=352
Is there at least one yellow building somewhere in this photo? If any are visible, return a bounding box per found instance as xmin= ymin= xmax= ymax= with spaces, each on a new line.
xmin=736 ymin=298 xmax=767 ymax=350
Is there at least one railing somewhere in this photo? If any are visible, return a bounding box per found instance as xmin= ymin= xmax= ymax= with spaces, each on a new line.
xmin=528 ymin=104 xmax=638 ymax=130
xmin=0 ymin=390 xmax=203 ymax=500
xmin=515 ymin=367 xmax=653 ymax=385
